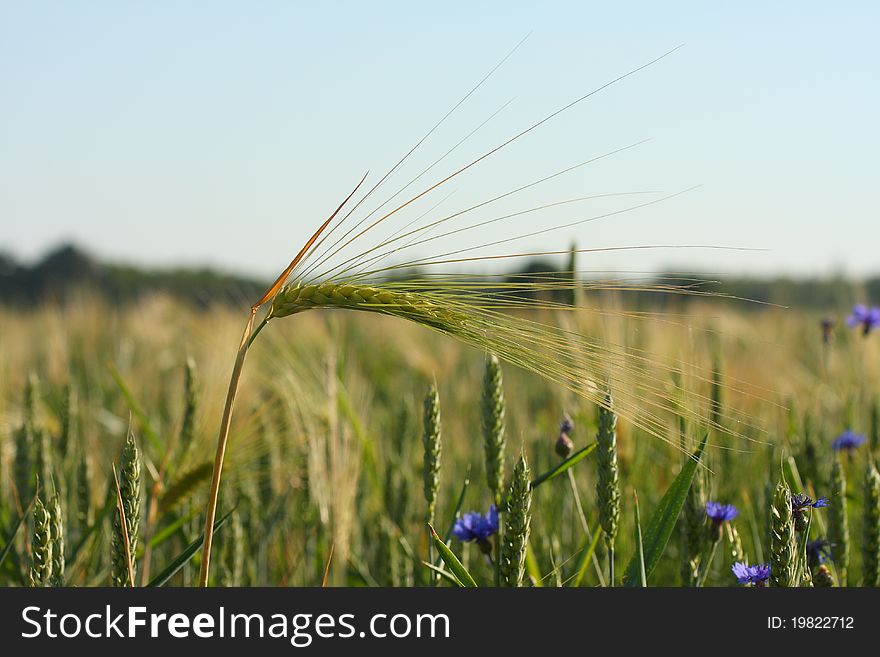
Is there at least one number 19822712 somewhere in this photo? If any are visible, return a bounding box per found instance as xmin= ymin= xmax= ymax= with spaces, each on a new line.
xmin=768 ymin=617 xmax=854 ymax=630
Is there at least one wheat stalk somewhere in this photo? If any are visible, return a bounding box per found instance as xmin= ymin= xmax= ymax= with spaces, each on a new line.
xmin=481 ymin=354 xmax=506 ymax=507
xmin=422 ymin=383 xmax=442 ymax=525
xmin=595 ymin=392 xmax=620 ymax=584
xmin=28 ymin=491 xmax=52 ymax=587
xmin=111 ymin=431 xmax=140 ymax=587
xmin=195 ymin=48 xmax=759 ymax=585
xmin=48 ymin=489 xmax=64 ymax=586
xmin=769 ymin=481 xmax=795 ymax=587
xmin=500 ymin=451 xmax=531 ymax=587
xmin=863 ymin=459 xmax=880 ymax=586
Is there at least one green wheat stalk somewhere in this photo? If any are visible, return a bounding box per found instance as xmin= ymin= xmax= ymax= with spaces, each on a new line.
xmin=481 ymin=354 xmax=506 ymax=507
xmin=422 ymin=383 xmax=442 ymax=585
xmin=48 ymin=488 xmax=64 ymax=586
xmin=500 ymin=451 xmax=532 ymax=587
xmin=422 ymin=383 xmax=442 ymax=525
xmin=111 ymin=431 xmax=141 ymax=587
xmin=769 ymin=481 xmax=795 ymax=587
xmin=177 ymin=357 xmax=199 ymax=457
xmin=28 ymin=493 xmax=53 ymax=587
xmin=862 ymin=459 xmax=880 ymax=586
xmin=195 ymin=54 xmax=746 ymax=583
xmin=595 ymin=392 xmax=620 ymax=584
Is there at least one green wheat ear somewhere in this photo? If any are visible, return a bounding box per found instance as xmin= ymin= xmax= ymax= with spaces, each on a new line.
xmin=178 ymin=357 xmax=199 ymax=454
xmin=29 ymin=492 xmax=53 ymax=587
xmin=48 ymin=488 xmax=65 ymax=586
xmin=769 ymin=481 xmax=795 ymax=587
xmin=595 ymin=392 xmax=620 ymax=583
xmin=596 ymin=393 xmax=620 ymax=546
xmin=828 ymin=454 xmax=849 ymax=586
xmin=422 ymin=383 xmax=442 ymax=525
xmin=111 ymin=431 xmax=141 ymax=587
xmin=481 ymin=354 xmax=506 ymax=507
xmin=862 ymin=460 xmax=880 ymax=586
xmin=500 ymin=451 xmax=532 ymax=587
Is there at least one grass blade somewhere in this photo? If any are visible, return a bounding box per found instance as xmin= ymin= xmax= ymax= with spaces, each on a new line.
xmin=431 ymin=468 xmax=473 ymax=571
xmin=428 ymin=524 xmax=477 ymax=587
xmin=442 ymin=467 xmax=471 ymax=544
xmin=530 ymin=442 xmax=596 ymax=489
xmin=421 ymin=561 xmax=464 ymax=587
xmin=0 ymin=495 xmax=36 ymax=569
xmin=570 ymin=525 xmax=603 ymax=587
xmin=633 ymin=490 xmax=647 ymax=587
xmin=623 ymin=434 xmax=708 ymax=586
xmin=147 ymin=509 xmax=234 ymax=587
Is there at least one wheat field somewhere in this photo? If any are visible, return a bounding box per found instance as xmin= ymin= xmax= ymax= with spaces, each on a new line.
xmin=1 ymin=288 xmax=877 ymax=587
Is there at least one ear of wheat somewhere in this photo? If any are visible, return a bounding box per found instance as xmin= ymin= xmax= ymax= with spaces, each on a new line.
xmin=481 ymin=354 xmax=506 ymax=508
xmin=500 ymin=451 xmax=532 ymax=587
xmin=197 ymin=47 xmax=763 ymax=585
xmin=769 ymin=481 xmax=795 ymax=587
xmin=28 ymin=493 xmax=53 ymax=587
xmin=48 ymin=490 xmax=65 ymax=586
xmin=112 ymin=431 xmax=141 ymax=587
xmin=863 ymin=460 xmax=880 ymax=586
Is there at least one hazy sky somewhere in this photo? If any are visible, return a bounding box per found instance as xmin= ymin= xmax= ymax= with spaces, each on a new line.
xmin=2 ymin=2 xmax=878 ymax=280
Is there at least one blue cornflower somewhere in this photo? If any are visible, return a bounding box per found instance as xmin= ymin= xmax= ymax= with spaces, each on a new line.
xmin=806 ymin=538 xmax=833 ymax=566
xmin=832 ymin=430 xmax=866 ymax=452
xmin=452 ymin=505 xmax=498 ymax=553
xmin=706 ymin=501 xmax=739 ymax=523
xmin=732 ymin=562 xmax=771 ymax=586
xmin=791 ymin=493 xmax=828 ymax=532
xmin=791 ymin=494 xmax=829 ymax=511
xmin=706 ymin=501 xmax=738 ymax=541
xmin=847 ymin=304 xmax=880 ymax=335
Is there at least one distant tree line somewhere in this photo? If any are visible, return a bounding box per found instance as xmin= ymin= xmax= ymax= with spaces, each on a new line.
xmin=0 ymin=243 xmax=871 ymax=312
xmin=0 ymin=244 xmax=264 ymax=309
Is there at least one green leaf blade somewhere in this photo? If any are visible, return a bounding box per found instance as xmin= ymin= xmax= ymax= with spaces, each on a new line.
xmin=623 ymin=434 xmax=708 ymax=586
xmin=428 ymin=524 xmax=478 ymax=588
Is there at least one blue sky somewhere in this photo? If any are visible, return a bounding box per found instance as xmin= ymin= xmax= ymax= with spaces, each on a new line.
xmin=2 ymin=2 xmax=878 ymax=279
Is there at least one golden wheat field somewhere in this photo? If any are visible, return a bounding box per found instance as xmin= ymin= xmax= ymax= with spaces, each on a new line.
xmin=1 ymin=288 xmax=878 ymax=588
